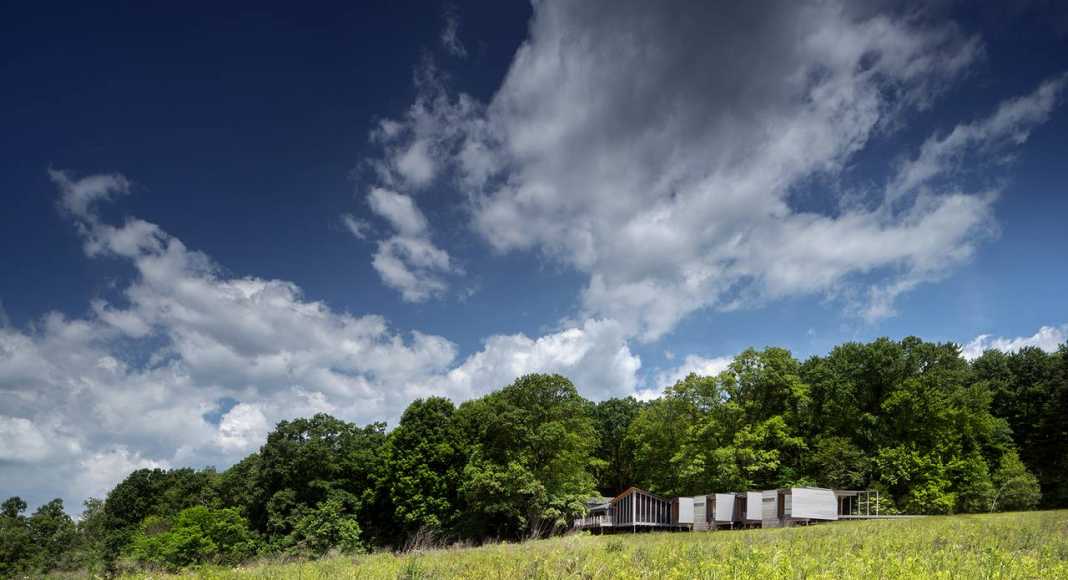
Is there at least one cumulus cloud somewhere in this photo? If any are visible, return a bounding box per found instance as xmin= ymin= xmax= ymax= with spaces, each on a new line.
xmin=0 ymin=416 xmax=60 ymax=462
xmin=366 ymin=187 xmax=458 ymax=302
xmin=0 ymin=171 xmax=643 ymax=509
xmin=362 ymin=0 xmax=1060 ymax=340
xmin=214 ymin=403 xmax=270 ymax=453
xmin=355 ymin=66 xmax=478 ymax=301
xmin=961 ymin=324 xmax=1067 ymax=361
xmin=76 ymin=448 xmax=170 ymax=503
xmin=636 ymin=355 xmax=734 ymax=401
xmin=437 ymin=318 xmax=641 ymax=402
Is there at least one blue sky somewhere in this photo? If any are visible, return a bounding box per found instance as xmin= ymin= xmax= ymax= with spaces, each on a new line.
xmin=1 ymin=1 xmax=1067 ymax=510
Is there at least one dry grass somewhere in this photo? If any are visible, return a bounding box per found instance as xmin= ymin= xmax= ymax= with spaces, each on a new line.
xmin=122 ymin=510 xmax=1068 ymax=579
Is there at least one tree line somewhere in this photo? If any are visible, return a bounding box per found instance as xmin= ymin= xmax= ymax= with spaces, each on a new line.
xmin=2 ymin=336 xmax=1065 ymax=575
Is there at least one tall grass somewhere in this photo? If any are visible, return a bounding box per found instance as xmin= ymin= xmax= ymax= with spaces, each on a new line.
xmin=122 ymin=510 xmax=1067 ymax=579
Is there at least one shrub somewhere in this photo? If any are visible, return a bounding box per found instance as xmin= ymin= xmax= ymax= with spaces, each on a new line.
xmin=991 ymin=451 xmax=1041 ymax=511
xmin=288 ymin=496 xmax=364 ymax=556
xmin=129 ymin=506 xmax=258 ymax=570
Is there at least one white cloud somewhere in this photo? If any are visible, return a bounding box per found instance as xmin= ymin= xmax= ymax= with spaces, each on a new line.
xmin=889 ymin=75 xmax=1066 ymax=201
xmin=214 ymin=403 xmax=270 ymax=453
xmin=440 ymin=5 xmax=467 ymax=58
xmin=48 ymin=168 xmax=130 ymax=221
xmin=636 ymin=355 xmax=734 ymax=401
xmin=0 ymin=171 xmax=645 ymax=509
xmin=368 ymin=66 xmax=483 ymax=191
xmin=0 ymin=416 xmax=57 ymax=462
xmin=368 ymin=187 xmax=430 ymax=237
xmin=76 ymin=448 xmax=170 ymax=503
xmin=437 ymin=318 xmax=641 ymax=402
xmin=362 ymin=1 xmax=1060 ymax=340
xmin=341 ymin=214 xmax=371 ymax=239
xmin=961 ymin=324 xmax=1067 ymax=361
xmin=365 ymin=187 xmax=458 ymax=302
xmin=352 ymin=65 xmax=491 ymax=302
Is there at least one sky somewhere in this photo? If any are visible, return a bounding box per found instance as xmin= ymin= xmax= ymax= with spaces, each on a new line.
xmin=2 ymin=0 xmax=1067 ymax=512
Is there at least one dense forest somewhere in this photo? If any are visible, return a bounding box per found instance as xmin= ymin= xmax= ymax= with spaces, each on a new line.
xmin=2 ymin=337 xmax=1065 ymax=576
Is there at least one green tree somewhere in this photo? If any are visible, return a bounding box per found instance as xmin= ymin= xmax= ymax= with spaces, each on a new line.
xmin=652 ymin=349 xmax=810 ymax=496
xmin=1 ymin=497 xmax=26 ymax=519
xmin=591 ymin=397 xmax=643 ymax=496
xmin=0 ymin=496 xmax=33 ymax=577
xmin=289 ymin=493 xmax=364 ymax=555
xmin=628 ymin=387 xmax=699 ymax=496
xmin=383 ymin=397 xmax=467 ymax=541
xmin=990 ymin=450 xmax=1041 ymax=511
xmin=101 ymin=466 xmax=221 ymax=565
xmin=128 ymin=505 xmax=258 ymax=570
xmin=217 ymin=453 xmax=261 ymax=522
xmin=27 ymin=499 xmax=77 ymax=572
xmin=972 ymin=345 xmax=1065 ymax=507
xmin=456 ymin=374 xmax=600 ymax=539
xmin=71 ymin=498 xmax=109 ymax=573
xmin=252 ymin=414 xmax=385 ymax=547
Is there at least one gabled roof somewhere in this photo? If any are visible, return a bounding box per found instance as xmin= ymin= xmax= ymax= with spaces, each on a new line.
xmin=610 ymin=486 xmax=667 ymax=503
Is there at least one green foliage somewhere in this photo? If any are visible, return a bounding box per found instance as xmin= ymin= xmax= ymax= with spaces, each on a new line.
xmin=0 ymin=496 xmax=33 ymax=577
xmin=991 ymin=450 xmax=1041 ymax=511
xmin=1 ymin=497 xmax=26 ymax=519
xmin=70 ymin=497 xmax=110 ymax=573
xmin=634 ymin=348 xmax=812 ymax=496
xmin=626 ymin=390 xmax=697 ymax=496
xmin=974 ymin=345 xmax=1068 ymax=508
xmin=5 ymin=335 xmax=1065 ymax=576
xmin=128 ymin=506 xmax=258 ymax=570
xmin=0 ymin=497 xmax=78 ymax=575
xmin=113 ymin=511 xmax=1068 ymax=579
xmin=252 ymin=413 xmax=386 ymax=542
xmin=102 ymin=466 xmax=222 ymax=566
xmin=28 ymin=498 xmax=78 ymax=571
xmin=591 ymin=397 xmax=643 ymax=496
xmin=620 ymin=339 xmax=1042 ymax=516
xmin=383 ymin=397 xmax=467 ymax=541
xmin=288 ymin=495 xmax=363 ymax=556
xmin=456 ymin=374 xmax=599 ymax=539
xmin=807 ymin=435 xmax=868 ymax=489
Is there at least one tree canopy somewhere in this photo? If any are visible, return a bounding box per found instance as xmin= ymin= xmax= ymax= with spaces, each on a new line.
xmin=1 ymin=337 xmax=1065 ymax=575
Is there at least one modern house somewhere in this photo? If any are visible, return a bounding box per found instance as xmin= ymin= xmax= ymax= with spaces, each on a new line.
xmin=760 ymin=487 xmax=839 ymax=528
xmin=741 ymin=491 xmax=763 ymax=527
xmin=573 ymin=487 xmax=695 ymax=532
xmin=693 ymin=495 xmax=709 ymax=531
xmin=572 ymin=496 xmax=613 ymax=530
xmin=576 ymin=485 xmax=874 ymax=533
xmin=707 ymin=492 xmax=739 ymax=529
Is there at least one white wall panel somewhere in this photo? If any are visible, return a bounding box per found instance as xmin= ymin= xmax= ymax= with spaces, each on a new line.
xmin=790 ymin=487 xmax=838 ymax=521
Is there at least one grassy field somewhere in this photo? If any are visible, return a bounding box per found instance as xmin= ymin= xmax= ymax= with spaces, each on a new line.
xmin=124 ymin=511 xmax=1068 ymax=579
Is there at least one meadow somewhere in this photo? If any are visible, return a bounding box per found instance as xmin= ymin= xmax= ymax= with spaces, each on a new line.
xmin=120 ymin=510 xmax=1068 ymax=579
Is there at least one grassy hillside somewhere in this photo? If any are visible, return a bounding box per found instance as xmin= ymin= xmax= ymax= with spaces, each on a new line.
xmin=122 ymin=511 xmax=1067 ymax=579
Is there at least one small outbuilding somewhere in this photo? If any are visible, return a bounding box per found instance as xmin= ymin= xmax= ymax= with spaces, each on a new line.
xmin=693 ymin=495 xmax=709 ymax=531
xmin=742 ymin=491 xmax=763 ymax=526
xmin=761 ymin=487 xmax=839 ymax=527
xmin=611 ymin=487 xmax=685 ymax=531
xmin=708 ymin=492 xmax=738 ymax=528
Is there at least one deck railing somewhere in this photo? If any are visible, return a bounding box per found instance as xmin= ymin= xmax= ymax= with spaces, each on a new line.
xmin=573 ymin=515 xmax=612 ymax=529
